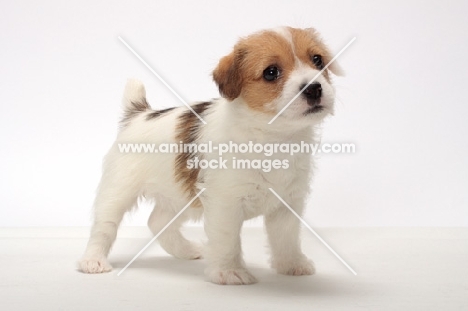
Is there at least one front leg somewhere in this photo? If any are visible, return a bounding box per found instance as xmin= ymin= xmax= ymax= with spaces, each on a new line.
xmin=203 ymin=199 xmax=257 ymax=285
xmin=265 ymin=201 xmax=315 ymax=276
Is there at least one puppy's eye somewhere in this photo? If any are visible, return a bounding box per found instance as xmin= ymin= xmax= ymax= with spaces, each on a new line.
xmin=312 ymin=55 xmax=324 ymax=69
xmin=263 ymin=66 xmax=280 ymax=81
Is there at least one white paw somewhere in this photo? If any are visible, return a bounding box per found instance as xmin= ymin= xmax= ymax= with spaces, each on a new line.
xmin=207 ymin=268 xmax=258 ymax=285
xmin=78 ymin=257 xmax=112 ymax=274
xmin=274 ymin=258 xmax=315 ymax=276
xmin=163 ymin=242 xmax=203 ymax=260
xmin=177 ymin=242 xmax=203 ymax=260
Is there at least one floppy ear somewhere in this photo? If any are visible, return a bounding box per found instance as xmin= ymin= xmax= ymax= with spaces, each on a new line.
xmin=212 ymin=49 xmax=245 ymax=100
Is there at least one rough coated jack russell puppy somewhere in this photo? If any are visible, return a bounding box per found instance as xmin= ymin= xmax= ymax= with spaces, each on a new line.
xmin=79 ymin=26 xmax=343 ymax=285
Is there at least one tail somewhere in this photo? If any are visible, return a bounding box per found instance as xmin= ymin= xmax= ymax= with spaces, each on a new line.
xmin=120 ymin=79 xmax=150 ymax=126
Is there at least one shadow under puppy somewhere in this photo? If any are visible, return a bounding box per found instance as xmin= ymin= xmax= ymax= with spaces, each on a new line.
xmin=79 ymin=26 xmax=343 ymax=285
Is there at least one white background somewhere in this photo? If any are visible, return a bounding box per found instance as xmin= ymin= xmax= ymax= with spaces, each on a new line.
xmin=1 ymin=0 xmax=467 ymax=227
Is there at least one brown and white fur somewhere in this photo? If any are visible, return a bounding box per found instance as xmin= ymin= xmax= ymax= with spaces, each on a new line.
xmin=78 ymin=26 xmax=343 ymax=285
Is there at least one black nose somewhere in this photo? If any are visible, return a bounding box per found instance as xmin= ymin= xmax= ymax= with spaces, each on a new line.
xmin=301 ymin=83 xmax=322 ymax=100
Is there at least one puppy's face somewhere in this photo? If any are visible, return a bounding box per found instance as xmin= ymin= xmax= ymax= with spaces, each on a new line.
xmin=213 ymin=27 xmax=342 ymax=125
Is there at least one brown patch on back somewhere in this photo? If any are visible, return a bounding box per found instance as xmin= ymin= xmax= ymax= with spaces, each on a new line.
xmin=120 ymin=98 xmax=149 ymax=127
xmin=174 ymin=102 xmax=212 ymax=206
xmin=146 ymin=107 xmax=176 ymax=121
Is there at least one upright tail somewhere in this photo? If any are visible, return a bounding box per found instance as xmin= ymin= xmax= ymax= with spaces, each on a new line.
xmin=120 ymin=79 xmax=150 ymax=126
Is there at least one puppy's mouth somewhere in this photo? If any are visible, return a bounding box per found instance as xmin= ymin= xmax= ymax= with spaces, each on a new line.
xmin=303 ymin=99 xmax=324 ymax=115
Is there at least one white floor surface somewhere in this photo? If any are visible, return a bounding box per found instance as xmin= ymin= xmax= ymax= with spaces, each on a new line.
xmin=0 ymin=227 xmax=467 ymax=310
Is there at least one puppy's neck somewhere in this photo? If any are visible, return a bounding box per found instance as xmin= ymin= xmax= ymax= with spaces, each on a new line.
xmin=212 ymin=97 xmax=316 ymax=143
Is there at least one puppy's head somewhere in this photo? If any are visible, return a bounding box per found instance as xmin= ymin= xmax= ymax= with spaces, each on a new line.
xmin=213 ymin=27 xmax=343 ymax=125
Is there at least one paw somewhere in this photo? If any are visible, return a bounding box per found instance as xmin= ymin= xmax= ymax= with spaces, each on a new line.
xmin=164 ymin=242 xmax=203 ymax=260
xmin=78 ymin=257 xmax=112 ymax=274
xmin=177 ymin=242 xmax=203 ymax=260
xmin=207 ymin=268 xmax=258 ymax=285
xmin=274 ymin=258 xmax=315 ymax=276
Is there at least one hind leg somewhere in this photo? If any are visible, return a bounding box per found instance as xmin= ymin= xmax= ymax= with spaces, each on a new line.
xmin=148 ymin=200 xmax=203 ymax=260
xmin=79 ymin=174 xmax=139 ymax=273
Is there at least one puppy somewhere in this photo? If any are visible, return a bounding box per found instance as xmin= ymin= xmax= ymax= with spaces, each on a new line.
xmin=79 ymin=26 xmax=343 ymax=285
